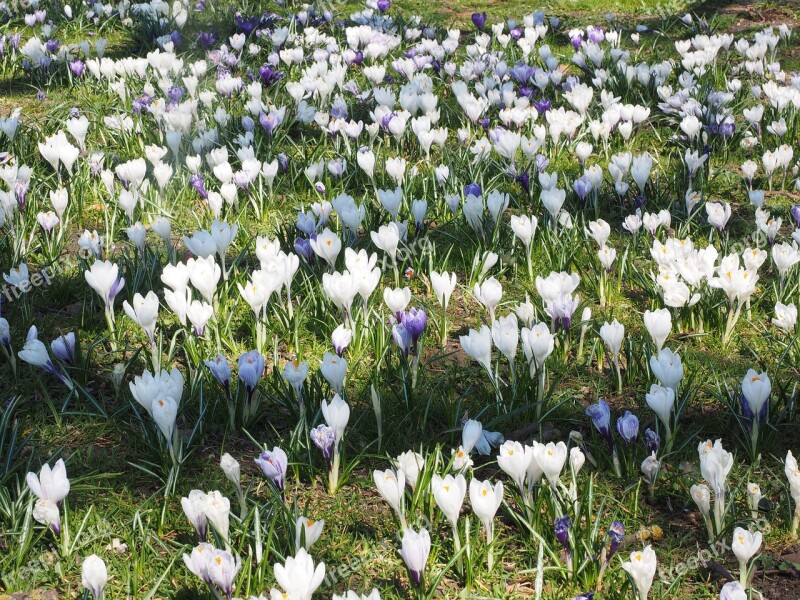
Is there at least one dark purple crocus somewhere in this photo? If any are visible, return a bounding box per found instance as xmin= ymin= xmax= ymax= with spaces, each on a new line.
xmin=509 ymin=62 xmax=535 ymax=84
xmin=401 ymin=308 xmax=427 ymax=344
xmin=510 ymin=27 xmax=522 ymax=40
xmin=471 ymin=12 xmax=487 ymax=30
xmin=555 ymin=515 xmax=571 ymax=551
xmin=616 ymin=411 xmax=639 ymax=444
xmin=277 ymin=153 xmax=288 ymax=171
xmin=169 ymin=30 xmax=182 ymax=48
xmin=463 ymin=182 xmax=481 ymax=198
xmin=790 ymin=204 xmax=800 ymax=228
xmin=392 ymin=323 xmax=412 ymax=357
xmin=533 ymin=98 xmax=551 ymax=114
xmin=516 ymin=172 xmax=530 ymax=193
xmin=586 ymin=399 xmax=613 ymax=447
xmin=377 ymin=0 xmax=390 ymax=12
xmin=14 ymin=178 xmax=29 ymax=212
xmin=311 ymin=424 xmax=336 ymax=463
xmin=258 ymin=64 xmax=283 ymax=86
xmin=189 ymin=173 xmax=208 ymax=199
xmin=606 ymin=521 xmax=625 ymax=562
xmin=634 ymin=194 xmax=647 ymax=211
xmin=197 ymin=31 xmax=216 ymax=49
xmin=45 ymin=39 xmax=59 ymax=54
xmin=643 ymin=428 xmax=660 ymax=454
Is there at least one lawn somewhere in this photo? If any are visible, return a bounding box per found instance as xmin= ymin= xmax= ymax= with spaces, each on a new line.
xmin=0 ymin=0 xmax=799 ymax=599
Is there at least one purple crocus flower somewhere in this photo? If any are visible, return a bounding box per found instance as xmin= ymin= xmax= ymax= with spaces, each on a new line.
xmin=294 ymin=236 xmax=314 ymax=262
xmin=311 ymin=424 xmax=336 ymax=462
xmin=254 ymin=446 xmax=288 ymax=492
xmin=15 ymin=178 xmax=29 ymax=212
xmin=606 ymin=521 xmax=625 ymax=562
xmin=643 ymin=428 xmax=660 ymax=454
xmin=392 ymin=323 xmax=412 ymax=357
xmin=586 ymin=25 xmax=605 ymax=44
xmin=238 ymin=350 xmax=264 ymax=396
xmin=401 ymin=308 xmax=427 ymax=343
xmin=555 ymin=515 xmax=571 ymax=551
xmin=516 ymin=172 xmax=530 ymax=193
xmin=509 ymin=62 xmax=535 ymax=84
xmin=297 ymin=211 xmax=316 ymax=236
xmin=573 ymin=176 xmax=593 ymax=202
xmin=167 ymin=86 xmax=184 ymax=105
xmin=586 ymin=399 xmax=613 ymax=446
xmin=50 ymin=332 xmax=77 ymax=365
xmin=197 ymin=31 xmax=216 ymax=49
xmin=277 ymin=153 xmax=288 ymax=171
xmin=616 ymin=410 xmax=639 ymax=444
xmin=510 ymin=27 xmax=522 ymax=40
xmin=533 ymin=98 xmax=552 ymax=113
xmin=471 ymin=12 xmax=487 ymax=30
xmin=45 ymin=39 xmax=59 ymax=54
xmin=258 ymin=64 xmax=283 ymax=86
xmin=205 ymin=354 xmax=232 ymax=396
xmin=570 ymin=31 xmax=584 ymax=51
xmin=189 ymin=174 xmax=208 ymax=199
xmin=377 ymin=0 xmax=390 ymax=12
xmin=790 ymin=204 xmax=800 ymax=228
xmin=69 ymin=59 xmax=84 ymax=77
xmin=463 ymin=182 xmax=481 ymax=198
xmin=534 ymin=154 xmax=549 ymax=173
xmin=169 ymin=30 xmax=182 ymax=48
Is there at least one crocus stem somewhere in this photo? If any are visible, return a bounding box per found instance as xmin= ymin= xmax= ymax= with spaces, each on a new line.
xmin=452 ymin=523 xmax=463 ymax=575
xmin=537 ymin=366 xmax=546 ymax=422
xmin=739 ymin=560 xmax=748 ymax=588
xmin=329 ymin=449 xmax=340 ymax=495
xmin=614 ymin=359 xmax=622 ymax=395
xmin=485 ymin=522 xmax=494 ymax=572
xmin=237 ymin=487 xmax=247 ymax=520
xmin=612 ymin=448 xmax=622 ymax=478
xmin=792 ymin=507 xmax=799 ymax=538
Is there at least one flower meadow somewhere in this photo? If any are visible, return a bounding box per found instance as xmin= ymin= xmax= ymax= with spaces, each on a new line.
xmin=1 ymin=0 xmax=800 ymax=598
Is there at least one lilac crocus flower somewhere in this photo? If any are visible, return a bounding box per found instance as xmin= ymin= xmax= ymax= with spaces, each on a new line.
xmin=297 ymin=211 xmax=316 ymax=236
xmin=471 ymin=12 xmax=487 ymax=30
xmin=555 ymin=515 xmax=571 ymax=551
xmin=573 ymin=177 xmax=593 ymax=203
xmin=790 ymin=204 xmax=800 ymax=228
xmin=69 ymin=59 xmax=84 ymax=77
xmin=586 ymin=399 xmax=613 ymax=446
xmin=616 ymin=411 xmax=639 ymax=444
xmin=205 ymin=354 xmax=232 ymax=396
xmin=533 ymin=98 xmax=552 ymax=114
xmin=570 ymin=31 xmax=584 ymax=50
xmin=50 ymin=332 xmax=77 ymax=365
xmin=294 ymin=236 xmax=314 ymax=262
xmin=19 ymin=327 xmax=69 ymax=386
xmin=311 ymin=424 xmax=335 ymax=463
xmin=189 ymin=174 xmax=208 ymax=199
xmin=254 ymin=446 xmax=287 ymax=492
xmin=277 ymin=153 xmax=288 ymax=171
xmin=392 ymin=323 xmax=412 ymax=357
xmin=238 ymin=350 xmax=264 ymax=396
xmin=587 ymin=25 xmax=605 ymax=44
xmin=377 ymin=0 xmax=390 ymax=12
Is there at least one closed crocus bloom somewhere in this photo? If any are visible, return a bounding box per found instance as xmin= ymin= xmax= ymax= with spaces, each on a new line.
xmin=187 ymin=256 xmax=221 ymax=303
xmin=690 ymin=483 xmax=711 ymax=517
xmin=521 ymin=322 xmax=554 ymax=373
xmin=207 ymin=549 xmax=241 ymax=599
xmin=399 ymin=527 xmax=431 ymax=587
xmin=295 ymin=516 xmax=324 ymax=551
xmin=85 ymin=260 xmax=125 ymax=314
xmin=430 ymin=271 xmax=457 ymax=309
xmin=498 ymin=440 xmax=533 ymax=492
xmin=459 ymin=325 xmax=493 ymax=373
xmin=220 ymin=453 xmax=240 ymax=489
xmin=309 ymin=227 xmax=341 ymax=268
xmin=370 ymin=223 xmax=400 ymax=263
xmin=747 ymin=483 xmax=762 ymax=518
xmin=534 ymin=441 xmax=568 ymax=488
xmin=705 ymin=201 xmax=732 ymax=231
xmin=27 ymin=458 xmax=70 ymax=504
xmin=123 ymin=291 xmax=159 ymax=344
xmin=321 ymin=393 xmax=350 ymax=445
xmin=741 ymin=369 xmax=770 ymax=424
xmin=395 ymin=451 xmax=424 ymax=489
xmin=645 ymin=384 xmax=674 ymax=437
xmin=320 ymin=353 xmax=347 ymax=394
xmin=282 ymin=360 xmax=309 ymax=398
xmin=431 ymin=473 xmax=467 ymax=527
xmin=182 ymin=490 xmax=209 ymax=541
xmin=617 ymin=411 xmax=640 ymax=444
xmin=331 ymin=325 xmax=353 ymax=356
xmin=491 ymin=313 xmax=518 ymax=365
xmin=152 ymin=395 xmax=178 ymax=446
xmin=569 ymin=446 xmax=586 ymax=476
xmin=373 ymin=468 xmax=405 ymax=523
xmin=183 ymin=543 xmax=214 ymax=585
xmin=643 ymin=308 xmax=671 ymax=352
xmin=473 ymin=277 xmax=503 ymax=322
xmin=785 ymin=451 xmax=800 ymax=536
xmin=599 ymin=319 xmax=624 ymax=363
xmin=461 ymin=419 xmax=483 ymax=454
xmin=649 ymin=348 xmax=683 ymax=391
xmin=541 ymin=187 xmax=566 ymax=220
xmin=622 ymin=545 xmax=657 ymax=599
xmin=383 ymin=286 xmax=411 ymax=316
xmin=81 ymin=554 xmax=107 ymax=600
xmin=273 ymin=548 xmax=325 ymax=600
xmin=510 ymin=214 xmax=537 ymax=248
xmin=772 ymin=241 xmax=800 ymax=279
xmin=640 ymin=452 xmax=659 ymax=485
xmin=470 ymin=478 xmax=503 ymax=526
